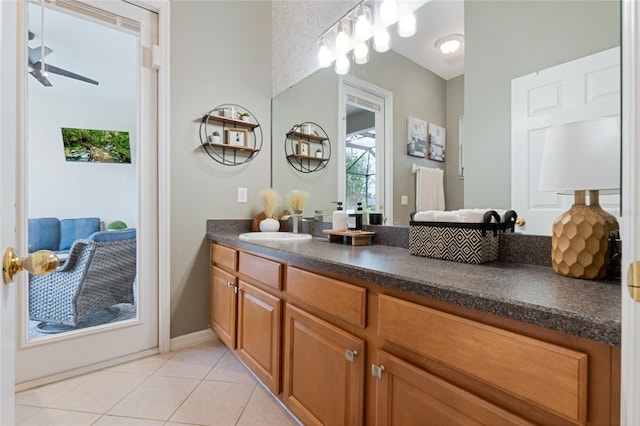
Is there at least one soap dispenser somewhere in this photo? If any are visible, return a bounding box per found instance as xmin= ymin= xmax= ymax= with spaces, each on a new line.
xmin=332 ymin=202 xmax=347 ymax=231
xmin=348 ymin=202 xmax=364 ymax=231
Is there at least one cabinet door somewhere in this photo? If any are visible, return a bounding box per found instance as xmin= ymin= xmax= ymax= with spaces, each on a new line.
xmin=210 ymin=265 xmax=237 ymax=349
xmin=236 ymin=280 xmax=281 ymax=394
xmin=373 ymin=350 xmax=534 ymax=426
xmin=283 ymin=304 xmax=364 ymax=426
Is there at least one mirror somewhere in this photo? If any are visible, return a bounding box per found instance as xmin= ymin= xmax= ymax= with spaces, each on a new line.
xmin=272 ymin=0 xmax=620 ymax=231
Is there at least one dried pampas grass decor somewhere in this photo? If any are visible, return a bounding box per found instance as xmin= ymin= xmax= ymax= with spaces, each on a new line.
xmin=287 ymin=190 xmax=309 ymax=213
xmin=260 ymin=188 xmax=281 ymax=217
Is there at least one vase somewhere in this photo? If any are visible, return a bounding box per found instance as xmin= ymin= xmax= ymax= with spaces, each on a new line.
xmin=208 ymin=135 xmax=221 ymax=144
xmin=259 ymin=218 xmax=280 ymax=232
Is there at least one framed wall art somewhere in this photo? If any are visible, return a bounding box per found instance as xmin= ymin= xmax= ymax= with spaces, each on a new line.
xmin=407 ymin=116 xmax=427 ymax=158
xmin=227 ymin=128 xmax=248 ymax=147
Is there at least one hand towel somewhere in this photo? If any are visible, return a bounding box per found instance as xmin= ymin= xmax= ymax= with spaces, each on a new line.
xmin=415 ymin=166 xmax=445 ymax=211
xmin=413 ymin=210 xmax=439 ymax=221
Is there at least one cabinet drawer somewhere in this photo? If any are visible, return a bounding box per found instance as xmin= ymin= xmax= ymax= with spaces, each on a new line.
xmin=211 ymin=243 xmax=237 ymax=271
xmin=287 ymin=267 xmax=366 ymax=328
xmin=378 ymin=294 xmax=587 ymax=424
xmin=239 ymin=252 xmax=282 ymax=290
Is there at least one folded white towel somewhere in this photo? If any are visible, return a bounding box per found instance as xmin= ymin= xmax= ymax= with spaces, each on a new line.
xmin=457 ymin=209 xmax=486 ymax=223
xmin=413 ymin=210 xmax=439 ymax=221
xmin=434 ymin=211 xmax=460 ymax=222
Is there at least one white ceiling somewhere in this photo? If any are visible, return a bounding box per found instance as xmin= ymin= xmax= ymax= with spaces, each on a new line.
xmin=27 ymin=2 xmax=137 ymax=101
xmin=391 ymin=0 xmax=465 ymax=80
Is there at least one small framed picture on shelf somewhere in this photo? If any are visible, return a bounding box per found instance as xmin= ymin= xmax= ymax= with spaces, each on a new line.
xmin=297 ymin=140 xmax=310 ymax=157
xmin=227 ymin=128 xmax=248 ymax=147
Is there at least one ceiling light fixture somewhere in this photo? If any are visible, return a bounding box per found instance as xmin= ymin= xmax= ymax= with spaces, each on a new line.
xmin=317 ymin=0 xmax=418 ymax=74
xmin=435 ymin=34 xmax=465 ymax=54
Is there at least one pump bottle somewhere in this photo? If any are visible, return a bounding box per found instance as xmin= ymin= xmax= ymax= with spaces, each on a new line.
xmin=332 ymin=202 xmax=347 ymax=231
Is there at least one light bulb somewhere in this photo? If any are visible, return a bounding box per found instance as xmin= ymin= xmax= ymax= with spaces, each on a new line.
xmin=335 ymin=22 xmax=351 ymax=54
xmin=398 ymin=13 xmax=416 ymax=38
xmin=335 ymin=54 xmax=350 ymax=75
xmin=354 ymin=9 xmax=372 ymax=41
xmin=439 ymin=39 xmax=461 ymax=54
xmin=353 ymin=42 xmax=369 ymax=64
xmin=374 ymin=29 xmax=390 ymax=52
xmin=318 ymin=41 xmax=333 ymax=68
xmin=379 ymin=0 xmax=398 ymax=26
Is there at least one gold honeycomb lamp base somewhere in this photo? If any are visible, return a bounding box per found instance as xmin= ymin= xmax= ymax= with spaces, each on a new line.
xmin=551 ymin=190 xmax=618 ymax=280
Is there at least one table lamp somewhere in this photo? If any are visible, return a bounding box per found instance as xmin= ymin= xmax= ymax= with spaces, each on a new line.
xmin=538 ymin=117 xmax=620 ymax=279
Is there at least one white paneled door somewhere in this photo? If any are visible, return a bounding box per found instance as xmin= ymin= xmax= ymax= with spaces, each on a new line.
xmin=2 ymin=0 xmax=160 ymax=398
xmin=511 ymin=47 xmax=620 ymax=235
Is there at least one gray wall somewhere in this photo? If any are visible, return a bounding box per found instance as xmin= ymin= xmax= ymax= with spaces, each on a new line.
xmin=464 ymin=0 xmax=620 ymax=209
xmin=170 ymin=1 xmax=272 ymax=337
xmin=446 ymin=75 xmax=464 ymax=211
xmin=271 ymin=67 xmax=339 ymax=216
xmin=352 ymin=50 xmax=447 ymax=225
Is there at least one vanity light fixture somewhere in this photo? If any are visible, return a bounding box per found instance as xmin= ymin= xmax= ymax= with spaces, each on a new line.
xmin=538 ymin=117 xmax=620 ymax=280
xmin=318 ymin=38 xmax=333 ymax=68
xmin=335 ymin=54 xmax=351 ymax=75
xmin=353 ymin=41 xmax=370 ymax=64
xmin=397 ymin=12 xmax=416 ymax=38
xmin=379 ymin=0 xmax=398 ymax=26
xmin=335 ymin=21 xmax=351 ymax=54
xmin=373 ymin=28 xmax=390 ymax=52
xmin=436 ymin=34 xmax=464 ymax=54
xmin=354 ymin=5 xmax=373 ymax=41
xmin=317 ymin=0 xmax=417 ymax=74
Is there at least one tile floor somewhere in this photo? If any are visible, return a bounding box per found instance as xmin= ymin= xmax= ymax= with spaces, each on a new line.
xmin=15 ymin=340 xmax=300 ymax=426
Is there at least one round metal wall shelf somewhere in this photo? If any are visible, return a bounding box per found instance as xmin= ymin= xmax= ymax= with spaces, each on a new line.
xmin=199 ymin=103 xmax=263 ymax=166
xmin=284 ymin=122 xmax=331 ymax=173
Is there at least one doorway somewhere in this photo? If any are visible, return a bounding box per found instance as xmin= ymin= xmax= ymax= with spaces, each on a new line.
xmin=16 ymin=0 xmax=159 ymax=387
xmin=339 ymin=76 xmax=393 ymax=223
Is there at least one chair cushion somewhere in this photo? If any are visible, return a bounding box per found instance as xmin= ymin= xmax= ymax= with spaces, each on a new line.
xmin=89 ymin=229 xmax=136 ymax=242
xmin=59 ymin=218 xmax=101 ymax=251
xmin=28 ymin=217 xmax=60 ymax=252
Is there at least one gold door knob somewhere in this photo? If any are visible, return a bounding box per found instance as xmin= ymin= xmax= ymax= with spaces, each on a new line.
xmin=515 ymin=218 xmax=526 ymax=227
xmin=3 ymin=247 xmax=58 ymax=284
xmin=628 ymin=262 xmax=640 ymax=302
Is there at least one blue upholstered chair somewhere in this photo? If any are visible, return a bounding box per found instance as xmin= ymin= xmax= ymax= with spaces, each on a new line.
xmin=28 ymin=229 xmax=137 ymax=327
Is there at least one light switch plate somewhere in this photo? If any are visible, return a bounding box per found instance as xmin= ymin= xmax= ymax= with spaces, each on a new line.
xmin=237 ymin=187 xmax=248 ymax=203
xmin=401 ymin=195 xmax=408 ymax=205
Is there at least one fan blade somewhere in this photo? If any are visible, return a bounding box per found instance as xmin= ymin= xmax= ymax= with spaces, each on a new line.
xmin=29 ymin=69 xmax=52 ymax=87
xmin=31 ymin=61 xmax=99 ymax=86
xmin=28 ymin=46 xmax=52 ymax=65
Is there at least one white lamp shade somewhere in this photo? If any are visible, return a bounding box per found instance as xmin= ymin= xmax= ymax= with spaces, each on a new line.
xmin=538 ymin=117 xmax=620 ymax=192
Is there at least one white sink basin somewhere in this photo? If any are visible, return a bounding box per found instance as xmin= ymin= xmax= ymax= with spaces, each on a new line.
xmin=238 ymin=232 xmax=313 ymax=242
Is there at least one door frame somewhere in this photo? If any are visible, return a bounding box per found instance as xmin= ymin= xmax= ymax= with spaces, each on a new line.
xmin=338 ymin=75 xmax=393 ymax=223
xmin=621 ymin=0 xmax=640 ymax=423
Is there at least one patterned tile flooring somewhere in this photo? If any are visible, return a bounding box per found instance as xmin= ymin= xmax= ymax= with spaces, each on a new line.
xmin=15 ymin=340 xmax=299 ymax=426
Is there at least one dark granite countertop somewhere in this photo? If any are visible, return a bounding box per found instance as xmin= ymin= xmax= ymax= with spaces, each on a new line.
xmin=207 ymin=231 xmax=621 ymax=346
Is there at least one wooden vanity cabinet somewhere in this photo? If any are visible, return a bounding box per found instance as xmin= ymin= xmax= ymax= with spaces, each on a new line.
xmin=209 ymin=242 xmax=619 ymax=425
xmin=283 ymin=267 xmax=367 ymax=425
xmin=236 ymin=280 xmax=281 ymax=394
xmin=209 ymin=265 xmax=237 ymax=349
xmin=209 ymin=243 xmax=283 ymax=394
xmin=283 ymin=303 xmax=365 ymax=425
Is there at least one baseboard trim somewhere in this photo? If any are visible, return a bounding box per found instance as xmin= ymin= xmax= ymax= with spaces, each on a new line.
xmin=170 ymin=328 xmax=218 ymax=352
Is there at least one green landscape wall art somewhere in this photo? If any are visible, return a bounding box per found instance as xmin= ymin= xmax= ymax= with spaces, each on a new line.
xmin=61 ymin=127 xmax=132 ymax=163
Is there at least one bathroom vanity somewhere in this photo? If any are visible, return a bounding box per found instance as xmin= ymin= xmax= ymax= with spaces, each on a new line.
xmin=207 ymin=225 xmax=620 ymax=425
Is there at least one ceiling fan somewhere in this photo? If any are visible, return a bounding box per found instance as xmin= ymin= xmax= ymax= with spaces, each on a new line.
xmin=28 ymin=30 xmax=99 ymax=87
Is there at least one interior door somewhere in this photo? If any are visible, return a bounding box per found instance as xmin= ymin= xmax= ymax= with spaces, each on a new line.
xmin=14 ymin=0 xmax=159 ymax=386
xmin=0 ymin=1 xmax=20 ymax=422
xmin=511 ymin=47 xmax=620 ymax=235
